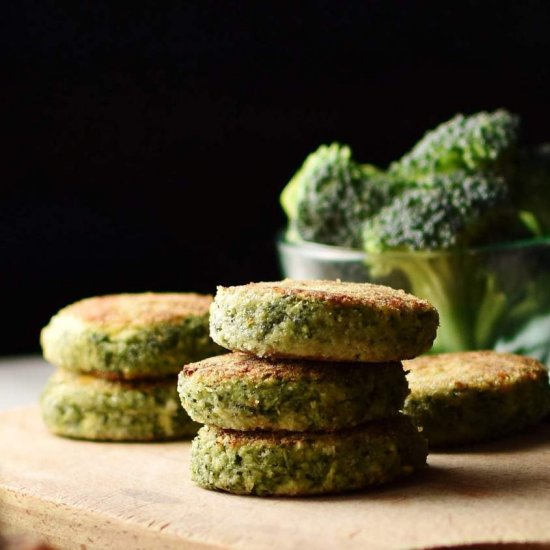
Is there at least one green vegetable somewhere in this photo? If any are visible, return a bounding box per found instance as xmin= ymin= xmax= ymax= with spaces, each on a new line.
xmin=281 ymin=143 xmax=407 ymax=248
xmin=363 ymin=171 xmax=528 ymax=252
xmin=389 ymin=110 xmax=519 ymax=182
xmin=278 ymin=111 xmax=550 ymax=363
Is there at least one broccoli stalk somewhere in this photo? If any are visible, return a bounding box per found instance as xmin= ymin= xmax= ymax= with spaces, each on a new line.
xmin=365 ymin=249 xmax=508 ymax=352
xmin=365 ymin=241 xmax=550 ymax=357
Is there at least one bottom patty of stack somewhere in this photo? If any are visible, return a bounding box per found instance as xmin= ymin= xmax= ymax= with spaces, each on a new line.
xmin=191 ymin=415 xmax=427 ymax=496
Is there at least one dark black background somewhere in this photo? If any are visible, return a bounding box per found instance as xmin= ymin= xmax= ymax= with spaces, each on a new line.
xmin=3 ymin=1 xmax=550 ymax=354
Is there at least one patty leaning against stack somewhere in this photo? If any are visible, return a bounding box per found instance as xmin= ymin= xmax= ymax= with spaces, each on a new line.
xmin=40 ymin=292 xmax=224 ymax=441
xmin=178 ymin=279 xmax=439 ymax=496
xmin=404 ymin=351 xmax=550 ymax=448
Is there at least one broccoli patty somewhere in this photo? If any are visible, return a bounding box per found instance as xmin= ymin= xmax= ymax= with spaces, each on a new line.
xmin=191 ymin=415 xmax=427 ymax=496
xmin=178 ymin=352 xmax=408 ymax=432
xmin=41 ymin=293 xmax=224 ymax=379
xmin=404 ymin=351 xmax=550 ymax=447
xmin=210 ymin=280 xmax=438 ymax=362
xmin=41 ymin=369 xmax=199 ymax=441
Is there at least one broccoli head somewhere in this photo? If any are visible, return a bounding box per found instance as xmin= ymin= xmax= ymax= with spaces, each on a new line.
xmin=389 ymin=110 xmax=519 ymax=182
xmin=363 ymin=171 xmax=528 ymax=253
xmin=281 ymin=143 xmax=408 ymax=248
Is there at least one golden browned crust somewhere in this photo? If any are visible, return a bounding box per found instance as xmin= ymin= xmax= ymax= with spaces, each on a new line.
xmin=182 ymin=352 xmax=401 ymax=382
xmin=404 ymin=351 xmax=547 ymax=392
xmin=217 ymin=279 xmax=434 ymax=313
xmin=214 ymin=420 xmax=401 ymax=447
xmin=61 ymin=292 xmax=213 ymax=328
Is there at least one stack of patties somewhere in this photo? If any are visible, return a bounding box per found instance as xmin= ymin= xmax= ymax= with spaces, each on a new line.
xmin=40 ymin=293 xmax=224 ymax=441
xmin=178 ymin=279 xmax=439 ymax=496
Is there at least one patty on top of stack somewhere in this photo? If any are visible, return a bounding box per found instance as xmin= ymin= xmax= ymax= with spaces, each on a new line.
xmin=209 ymin=279 xmax=438 ymax=362
xmin=40 ymin=292 xmax=224 ymax=442
xmin=180 ymin=279 xmax=438 ymax=496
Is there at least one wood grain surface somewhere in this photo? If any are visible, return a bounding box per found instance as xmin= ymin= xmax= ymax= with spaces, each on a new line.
xmin=1 ymin=406 xmax=550 ymax=549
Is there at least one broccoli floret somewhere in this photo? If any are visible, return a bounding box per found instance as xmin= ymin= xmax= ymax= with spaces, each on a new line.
xmin=514 ymin=144 xmax=550 ymax=235
xmin=363 ymin=171 xmax=537 ymax=351
xmin=281 ymin=143 xmax=408 ymax=248
xmin=363 ymin=171 xmax=528 ymax=252
xmin=389 ymin=110 xmax=519 ymax=182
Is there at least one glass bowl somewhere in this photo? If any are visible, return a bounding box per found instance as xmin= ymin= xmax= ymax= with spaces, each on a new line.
xmin=277 ymin=234 xmax=550 ymax=369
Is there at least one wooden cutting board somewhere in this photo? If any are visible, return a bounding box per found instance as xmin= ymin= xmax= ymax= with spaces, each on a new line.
xmin=1 ymin=406 xmax=550 ymax=550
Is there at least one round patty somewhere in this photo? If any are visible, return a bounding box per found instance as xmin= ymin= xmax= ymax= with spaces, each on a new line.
xmin=41 ymin=293 xmax=225 ymax=379
xmin=404 ymin=351 xmax=550 ymax=447
xmin=41 ymin=369 xmax=199 ymax=441
xmin=178 ymin=352 xmax=409 ymax=431
xmin=191 ymin=415 xmax=427 ymax=496
xmin=210 ymin=279 xmax=438 ymax=362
